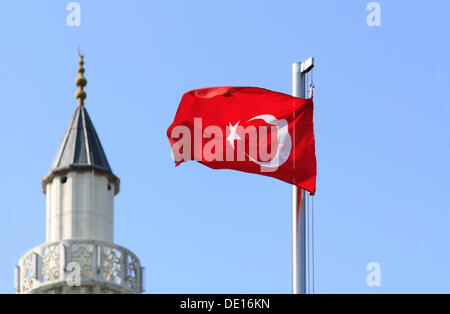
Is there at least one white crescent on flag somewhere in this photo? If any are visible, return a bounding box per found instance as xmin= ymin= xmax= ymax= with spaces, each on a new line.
xmin=246 ymin=114 xmax=292 ymax=169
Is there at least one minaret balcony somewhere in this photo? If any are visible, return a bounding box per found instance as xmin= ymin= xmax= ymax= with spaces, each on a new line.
xmin=16 ymin=240 xmax=144 ymax=294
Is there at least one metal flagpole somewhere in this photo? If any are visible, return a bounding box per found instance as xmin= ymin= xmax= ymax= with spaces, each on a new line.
xmin=292 ymin=58 xmax=314 ymax=294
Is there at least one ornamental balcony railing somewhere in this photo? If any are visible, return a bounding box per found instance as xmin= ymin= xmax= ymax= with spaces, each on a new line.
xmin=16 ymin=240 xmax=144 ymax=294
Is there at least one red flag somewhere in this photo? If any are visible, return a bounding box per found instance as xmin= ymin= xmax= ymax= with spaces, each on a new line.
xmin=167 ymin=87 xmax=317 ymax=194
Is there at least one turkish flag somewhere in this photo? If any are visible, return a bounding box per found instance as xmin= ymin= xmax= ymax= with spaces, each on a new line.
xmin=167 ymin=87 xmax=317 ymax=194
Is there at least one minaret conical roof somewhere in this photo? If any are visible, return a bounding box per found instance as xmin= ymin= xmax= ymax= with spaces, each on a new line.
xmin=42 ymin=53 xmax=120 ymax=194
xmin=50 ymin=105 xmax=113 ymax=173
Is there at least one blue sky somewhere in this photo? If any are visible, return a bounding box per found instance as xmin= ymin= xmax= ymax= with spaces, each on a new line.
xmin=0 ymin=1 xmax=449 ymax=293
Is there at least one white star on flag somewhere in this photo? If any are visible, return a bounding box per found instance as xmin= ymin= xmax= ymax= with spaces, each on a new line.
xmin=227 ymin=121 xmax=241 ymax=149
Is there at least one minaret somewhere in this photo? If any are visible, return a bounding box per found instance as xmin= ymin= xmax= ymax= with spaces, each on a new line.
xmin=15 ymin=54 xmax=143 ymax=294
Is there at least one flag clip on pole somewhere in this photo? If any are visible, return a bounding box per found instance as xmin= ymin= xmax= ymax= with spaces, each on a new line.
xmin=292 ymin=57 xmax=314 ymax=294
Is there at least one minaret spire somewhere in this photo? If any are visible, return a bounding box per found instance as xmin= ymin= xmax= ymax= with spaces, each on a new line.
xmin=15 ymin=53 xmax=143 ymax=294
xmin=75 ymin=49 xmax=87 ymax=106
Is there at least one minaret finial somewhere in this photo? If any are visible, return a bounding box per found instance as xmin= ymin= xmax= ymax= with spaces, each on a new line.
xmin=75 ymin=49 xmax=87 ymax=106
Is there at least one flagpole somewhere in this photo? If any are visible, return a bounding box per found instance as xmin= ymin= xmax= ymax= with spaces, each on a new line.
xmin=292 ymin=58 xmax=314 ymax=294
